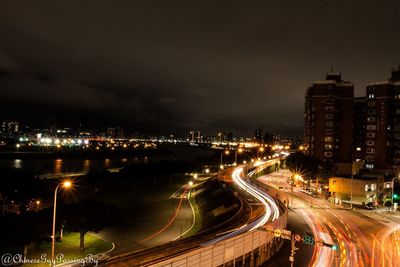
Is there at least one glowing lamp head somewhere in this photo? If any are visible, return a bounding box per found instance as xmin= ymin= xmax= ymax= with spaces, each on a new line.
xmin=188 ymin=181 xmax=194 ymax=187
xmin=63 ymin=181 xmax=72 ymax=188
xmin=238 ymin=148 xmax=243 ymax=153
xmin=225 ymin=150 xmax=230 ymax=155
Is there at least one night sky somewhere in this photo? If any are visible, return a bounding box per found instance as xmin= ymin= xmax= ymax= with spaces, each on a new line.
xmin=1 ymin=1 xmax=400 ymax=136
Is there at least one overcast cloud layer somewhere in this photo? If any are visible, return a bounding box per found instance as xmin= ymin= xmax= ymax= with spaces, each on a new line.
xmin=1 ymin=0 xmax=400 ymax=136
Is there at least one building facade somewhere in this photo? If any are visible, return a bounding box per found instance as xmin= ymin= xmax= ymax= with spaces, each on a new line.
xmin=0 ymin=121 xmax=19 ymax=137
xmin=304 ymin=72 xmax=354 ymax=173
xmin=364 ymin=67 xmax=400 ymax=172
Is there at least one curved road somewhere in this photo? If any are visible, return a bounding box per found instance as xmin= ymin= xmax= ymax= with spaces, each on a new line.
xmin=258 ymin=169 xmax=400 ymax=267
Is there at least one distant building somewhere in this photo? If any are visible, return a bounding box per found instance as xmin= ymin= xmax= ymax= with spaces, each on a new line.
xmin=189 ymin=130 xmax=202 ymax=143
xmin=304 ymin=72 xmax=354 ymax=173
xmin=363 ymin=66 xmax=400 ymax=172
xmin=106 ymin=127 xmax=124 ymax=139
xmin=217 ymin=132 xmax=226 ymax=143
xmin=264 ymin=131 xmax=274 ymax=144
xmin=254 ymin=127 xmax=263 ymax=143
xmin=0 ymin=121 xmax=19 ymax=136
xmin=189 ymin=130 xmax=195 ymax=142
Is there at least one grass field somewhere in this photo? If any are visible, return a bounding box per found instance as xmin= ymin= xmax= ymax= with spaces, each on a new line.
xmin=24 ymin=232 xmax=113 ymax=266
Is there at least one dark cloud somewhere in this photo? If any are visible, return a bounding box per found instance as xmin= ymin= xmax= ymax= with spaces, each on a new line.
xmin=1 ymin=0 xmax=400 ymax=136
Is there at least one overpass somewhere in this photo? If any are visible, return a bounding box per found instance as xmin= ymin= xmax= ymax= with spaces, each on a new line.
xmin=101 ymin=158 xmax=288 ymax=267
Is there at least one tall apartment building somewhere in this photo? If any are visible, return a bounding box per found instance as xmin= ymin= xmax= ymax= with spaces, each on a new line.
xmin=304 ymin=72 xmax=354 ymax=172
xmin=353 ymin=97 xmax=366 ymax=162
xmin=364 ymin=67 xmax=400 ymax=171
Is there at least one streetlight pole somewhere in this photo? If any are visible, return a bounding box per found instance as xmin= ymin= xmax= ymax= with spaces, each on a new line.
xmin=350 ymin=162 xmax=353 ymax=210
xmin=220 ymin=150 xmax=229 ymax=169
xmin=235 ymin=148 xmax=243 ymax=166
xmin=51 ymin=181 xmax=71 ymax=266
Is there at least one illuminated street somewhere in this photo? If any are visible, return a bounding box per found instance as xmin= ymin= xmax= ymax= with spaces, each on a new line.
xmin=2 ymin=1 xmax=400 ymax=266
xmin=258 ymin=170 xmax=400 ymax=267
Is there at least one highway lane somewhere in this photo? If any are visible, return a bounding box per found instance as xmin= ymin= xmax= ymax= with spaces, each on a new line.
xmin=202 ymin=166 xmax=281 ymax=245
xmin=103 ymin=162 xmax=287 ymax=266
xmin=258 ymin=169 xmax=400 ymax=267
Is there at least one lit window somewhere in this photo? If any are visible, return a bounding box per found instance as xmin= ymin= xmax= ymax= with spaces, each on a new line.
xmin=371 ymin=184 xmax=377 ymax=191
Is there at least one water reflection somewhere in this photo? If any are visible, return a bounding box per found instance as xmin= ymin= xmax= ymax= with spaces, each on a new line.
xmin=2 ymin=157 xmax=152 ymax=174
xmin=54 ymin=159 xmax=63 ymax=174
xmin=13 ymin=159 xmax=22 ymax=169
xmin=104 ymin=158 xmax=111 ymax=169
xmin=83 ymin=159 xmax=91 ymax=172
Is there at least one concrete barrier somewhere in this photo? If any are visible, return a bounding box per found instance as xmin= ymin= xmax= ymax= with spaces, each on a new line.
xmin=147 ymin=209 xmax=287 ymax=267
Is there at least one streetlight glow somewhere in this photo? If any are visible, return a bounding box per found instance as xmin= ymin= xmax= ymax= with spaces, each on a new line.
xmin=63 ymin=181 xmax=72 ymax=188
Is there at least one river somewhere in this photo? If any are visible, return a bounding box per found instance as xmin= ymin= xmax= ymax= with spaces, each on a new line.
xmin=0 ymin=143 xmax=215 ymax=175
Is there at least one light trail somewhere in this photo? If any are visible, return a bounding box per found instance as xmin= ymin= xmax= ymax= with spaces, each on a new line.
xmin=140 ymin=186 xmax=189 ymax=242
xmin=202 ymin=165 xmax=280 ymax=245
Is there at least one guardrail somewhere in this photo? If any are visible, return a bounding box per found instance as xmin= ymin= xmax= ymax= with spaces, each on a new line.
xmin=145 ymin=209 xmax=287 ymax=267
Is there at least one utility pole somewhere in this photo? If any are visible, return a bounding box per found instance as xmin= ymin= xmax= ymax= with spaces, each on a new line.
xmin=350 ymin=162 xmax=354 ymax=209
xmin=291 ymin=183 xmax=294 ymax=209
xmin=289 ymin=234 xmax=298 ymax=267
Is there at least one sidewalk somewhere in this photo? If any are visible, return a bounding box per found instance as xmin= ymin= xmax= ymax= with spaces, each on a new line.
xmin=352 ymin=207 xmax=400 ymax=227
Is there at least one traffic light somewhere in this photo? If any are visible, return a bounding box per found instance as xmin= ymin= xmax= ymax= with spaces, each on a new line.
xmin=394 ymin=178 xmax=400 ymax=201
xmin=303 ymin=235 xmax=315 ymax=245
xmin=331 ymin=244 xmax=338 ymax=250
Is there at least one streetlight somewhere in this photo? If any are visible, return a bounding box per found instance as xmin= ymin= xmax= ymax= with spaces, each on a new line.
xmin=193 ymin=173 xmax=198 ymax=179
xmin=36 ymin=200 xmax=41 ymax=212
xmin=16 ymin=143 xmax=20 ymax=152
xmin=235 ymin=148 xmax=243 ymax=166
xmin=51 ymin=181 xmax=72 ymax=266
xmin=220 ymin=150 xmax=230 ymax=168
xmin=188 ymin=181 xmax=194 ymax=187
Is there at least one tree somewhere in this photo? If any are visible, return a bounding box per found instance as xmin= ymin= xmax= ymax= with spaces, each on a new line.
xmin=0 ymin=213 xmax=41 ymax=256
xmin=286 ymin=152 xmax=333 ymax=179
xmin=61 ymin=199 xmax=119 ymax=251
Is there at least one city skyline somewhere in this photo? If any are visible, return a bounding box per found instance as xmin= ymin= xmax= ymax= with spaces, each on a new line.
xmin=1 ymin=1 xmax=400 ymax=136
